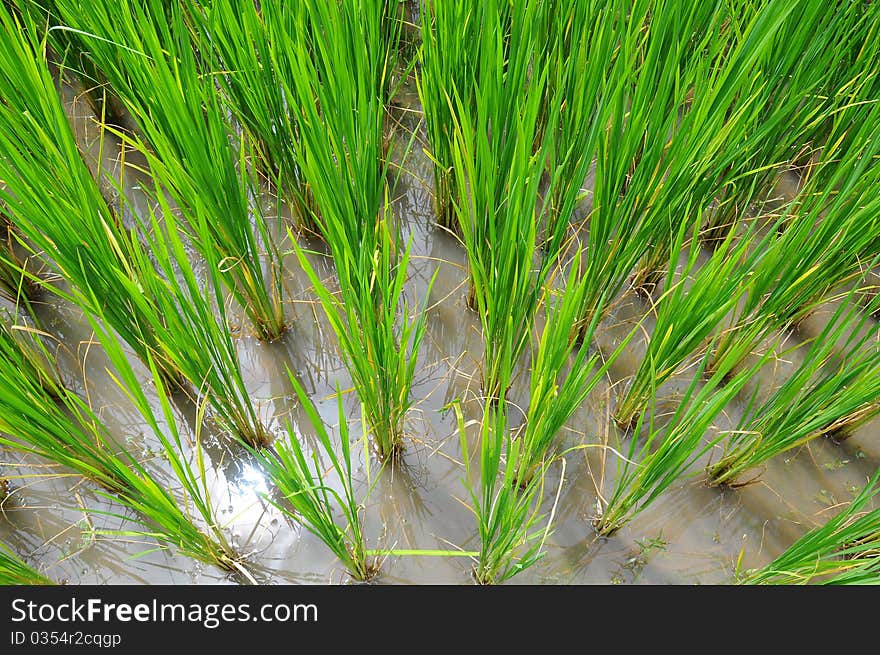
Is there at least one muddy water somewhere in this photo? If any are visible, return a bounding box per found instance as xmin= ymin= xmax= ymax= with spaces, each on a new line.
xmin=1 ymin=78 xmax=878 ymax=586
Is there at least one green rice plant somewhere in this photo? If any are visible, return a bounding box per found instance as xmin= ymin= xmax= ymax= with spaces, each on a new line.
xmin=447 ymin=0 xmax=598 ymax=401
xmin=708 ymin=92 xmax=880 ymax=375
xmin=538 ymin=1 xmax=618 ymax=246
xmin=740 ymin=466 xmax=880 ymax=585
xmin=454 ymin=394 xmax=557 ymax=585
xmin=0 ymin=5 xmax=271 ymax=447
xmin=183 ymin=0 xmax=316 ymax=233
xmin=47 ymin=0 xmax=287 ymax=340
xmin=707 ymin=281 xmax=880 ymax=487
xmin=569 ymin=0 xmax=727 ymax=332
xmin=700 ymin=2 xmax=880 ymax=247
xmin=254 ymin=374 xmax=374 ymax=582
xmin=0 ymin=542 xmax=54 ymax=585
xmin=417 ymin=0 xmax=492 ymax=232
xmin=574 ymin=1 xmax=808 ymax=331
xmin=513 ymin=249 xmax=637 ymax=487
xmin=276 ymin=0 xmax=429 ymax=462
xmin=0 ymin=316 xmax=63 ymax=398
xmin=614 ymin=215 xmax=775 ymax=428
xmin=594 ymin=343 xmax=773 ymax=536
xmin=0 ymin=319 xmax=244 ymax=574
xmin=14 ymin=0 xmax=132 ymax=131
xmin=0 ymin=4 xmax=186 ymax=387
xmin=89 ymin=189 xmax=273 ymax=449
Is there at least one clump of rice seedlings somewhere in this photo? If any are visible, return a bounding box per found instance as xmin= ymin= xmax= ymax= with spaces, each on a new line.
xmin=454 ymin=394 xmax=557 ymax=585
xmin=255 ymin=374 xmax=375 ymax=582
xmin=447 ymin=0 xmax=596 ymax=401
xmin=48 ymin=0 xmax=287 ymax=340
xmin=94 ymin=190 xmax=273 ymax=449
xmin=614 ymin=217 xmax=773 ymax=428
xmin=0 ymin=542 xmax=54 ymax=585
xmin=183 ymin=0 xmax=315 ymax=233
xmin=0 ymin=5 xmax=184 ymax=387
xmin=278 ymin=0 xmax=429 ymax=462
xmin=574 ymin=1 xmax=804 ymax=332
xmin=513 ymin=249 xmax=636 ymax=487
xmin=569 ymin=1 xmax=728 ymax=332
xmin=538 ymin=1 xmax=617 ymax=246
xmin=707 ymin=282 xmax=880 ymax=487
xmin=594 ymin=344 xmax=773 ymax=537
xmin=0 ymin=6 xmax=271 ymax=447
xmin=0 ymin=320 xmax=244 ymax=575
xmin=740 ymin=467 xmax=880 ymax=585
xmin=417 ymin=0 xmax=490 ymax=232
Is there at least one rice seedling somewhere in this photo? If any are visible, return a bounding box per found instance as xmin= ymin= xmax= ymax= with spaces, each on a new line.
xmin=594 ymin=343 xmax=773 ymax=537
xmin=182 ymin=0 xmax=314 ymax=232
xmin=613 ymin=216 xmax=774 ymax=428
xmin=513 ymin=249 xmax=636 ymax=487
xmin=45 ymin=0 xmax=287 ymax=340
xmin=445 ymin=0 xmax=600 ymax=401
xmin=276 ymin=0 xmax=431 ymax=462
xmin=254 ymin=373 xmax=374 ymax=582
xmin=454 ymin=393 xmax=558 ymax=585
xmin=0 ymin=315 xmax=244 ymax=575
xmin=14 ymin=0 xmax=131 ymax=132
xmin=417 ymin=0 xmax=489 ymax=232
xmin=0 ymin=542 xmax=54 ymax=585
xmin=87 ymin=188 xmax=273 ymax=449
xmin=568 ymin=0 xmax=726 ymax=332
xmin=538 ymin=1 xmax=618 ymax=247
xmin=707 ymin=281 xmax=880 ymax=487
xmin=739 ymin=466 xmax=880 ymax=585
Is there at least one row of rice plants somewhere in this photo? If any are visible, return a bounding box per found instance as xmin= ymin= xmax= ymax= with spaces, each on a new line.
xmin=708 ymin=277 xmax=880 ymax=487
xmin=708 ymin=81 xmax=880 ymax=376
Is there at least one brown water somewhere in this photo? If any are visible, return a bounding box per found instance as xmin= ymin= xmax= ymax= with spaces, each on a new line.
xmin=1 ymin=77 xmax=877 ymax=586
